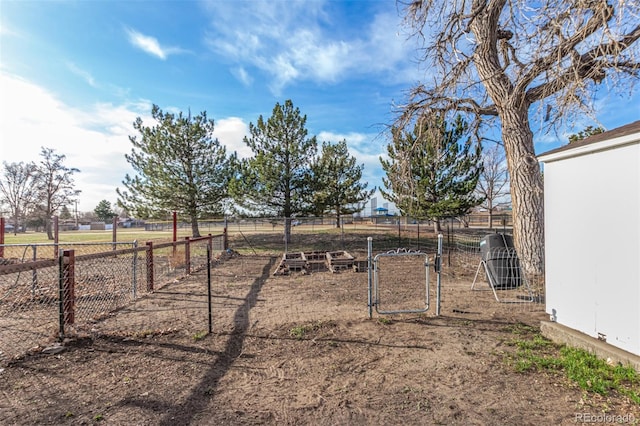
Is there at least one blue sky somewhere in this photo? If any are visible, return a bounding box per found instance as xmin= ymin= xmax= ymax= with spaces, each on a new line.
xmin=1 ymin=1 xmax=638 ymax=214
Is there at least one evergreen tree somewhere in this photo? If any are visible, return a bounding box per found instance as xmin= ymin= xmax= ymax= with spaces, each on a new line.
xmin=568 ymin=126 xmax=605 ymax=144
xmin=59 ymin=205 xmax=73 ymax=220
xmin=118 ymin=105 xmax=237 ymax=238
xmin=232 ymin=100 xmax=317 ymax=243
xmin=312 ymin=140 xmax=375 ymax=228
xmin=380 ymin=115 xmax=483 ymax=232
xmin=94 ymin=200 xmax=116 ymax=222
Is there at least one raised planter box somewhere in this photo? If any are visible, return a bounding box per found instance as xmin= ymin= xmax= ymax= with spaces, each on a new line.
xmin=325 ymin=251 xmax=354 ymax=273
xmin=352 ymin=259 xmax=368 ymax=272
xmin=302 ymin=251 xmax=327 ymax=272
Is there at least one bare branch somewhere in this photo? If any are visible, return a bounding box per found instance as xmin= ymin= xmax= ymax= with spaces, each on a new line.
xmin=516 ymin=1 xmax=614 ymax=93
xmin=526 ymin=22 xmax=640 ymax=103
xmin=396 ymin=0 xmax=640 ymax=274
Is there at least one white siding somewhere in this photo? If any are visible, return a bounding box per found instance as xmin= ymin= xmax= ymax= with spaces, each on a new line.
xmin=541 ymin=138 xmax=640 ymax=355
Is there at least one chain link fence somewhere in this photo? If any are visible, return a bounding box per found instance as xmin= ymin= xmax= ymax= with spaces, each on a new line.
xmin=437 ymin=231 xmax=545 ymax=321
xmin=226 ymin=224 xmax=545 ymax=323
xmin=0 ymin=234 xmax=225 ymax=365
xmin=1 ymin=224 xmax=546 ymax=366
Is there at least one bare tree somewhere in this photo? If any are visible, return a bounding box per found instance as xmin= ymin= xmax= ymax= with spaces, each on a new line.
xmin=37 ymin=148 xmax=81 ymax=240
xmin=0 ymin=161 xmax=40 ymax=234
xmin=397 ymin=1 xmax=640 ymax=274
xmin=475 ymin=143 xmax=510 ymax=229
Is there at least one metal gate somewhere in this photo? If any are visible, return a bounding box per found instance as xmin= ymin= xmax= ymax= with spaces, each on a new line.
xmin=370 ymin=249 xmax=430 ymax=316
xmin=367 ymin=235 xmax=442 ymax=317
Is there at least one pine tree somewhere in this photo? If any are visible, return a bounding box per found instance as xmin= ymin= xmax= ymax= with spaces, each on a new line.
xmin=568 ymin=126 xmax=605 ymax=144
xmin=94 ymin=200 xmax=116 ymax=222
xmin=59 ymin=205 xmax=73 ymax=220
xmin=312 ymin=140 xmax=375 ymax=228
xmin=381 ymin=115 xmax=483 ymax=232
xmin=118 ymin=105 xmax=237 ymax=238
xmin=232 ymin=100 xmax=317 ymax=243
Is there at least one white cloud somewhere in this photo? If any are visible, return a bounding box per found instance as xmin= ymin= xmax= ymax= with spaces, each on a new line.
xmin=125 ymin=28 xmax=185 ymax=60
xmin=0 ymin=71 xmax=150 ymax=212
xmin=67 ymin=62 xmax=97 ymax=87
xmin=0 ymin=22 xmax=19 ymax=37
xmin=318 ymin=131 xmax=366 ymax=145
xmin=232 ymin=67 xmax=253 ymax=87
xmin=202 ymin=2 xmax=419 ymax=94
xmin=212 ymin=117 xmax=251 ymax=159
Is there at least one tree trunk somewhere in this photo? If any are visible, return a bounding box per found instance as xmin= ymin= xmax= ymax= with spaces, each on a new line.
xmin=468 ymin=6 xmax=545 ymax=275
xmin=283 ymin=217 xmax=291 ymax=245
xmin=500 ymin=108 xmax=545 ymax=275
xmin=13 ymin=213 xmax=19 ymax=236
xmin=191 ymin=215 xmax=200 ymax=238
xmin=45 ymin=217 xmax=53 ymax=240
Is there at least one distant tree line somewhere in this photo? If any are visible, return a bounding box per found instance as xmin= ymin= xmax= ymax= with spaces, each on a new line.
xmin=0 ymin=98 xmax=602 ymax=246
xmin=0 ymin=148 xmax=80 ymax=239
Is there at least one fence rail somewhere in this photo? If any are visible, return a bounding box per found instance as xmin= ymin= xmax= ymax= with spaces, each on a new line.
xmin=0 ymin=233 xmax=226 ymax=365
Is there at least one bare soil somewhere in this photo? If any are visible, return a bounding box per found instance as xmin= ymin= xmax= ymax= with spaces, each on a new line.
xmin=1 ymin=231 xmax=639 ymax=425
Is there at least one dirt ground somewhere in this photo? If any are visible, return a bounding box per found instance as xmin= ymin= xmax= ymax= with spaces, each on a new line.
xmin=1 ymin=231 xmax=639 ymax=425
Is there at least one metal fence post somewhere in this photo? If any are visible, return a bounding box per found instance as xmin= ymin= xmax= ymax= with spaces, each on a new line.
xmin=367 ymin=236 xmax=373 ymax=319
xmin=146 ymin=241 xmax=154 ymax=291
xmin=31 ymin=245 xmax=38 ymax=297
xmin=132 ymin=240 xmax=138 ymax=299
xmin=436 ymin=234 xmax=443 ymax=316
xmin=224 ymin=217 xmax=228 ymax=250
xmin=112 ymin=216 xmax=117 ymax=251
xmin=447 ymin=225 xmax=451 ymax=267
xmin=207 ymin=242 xmax=213 ymax=334
xmin=185 ymin=237 xmax=191 ymax=275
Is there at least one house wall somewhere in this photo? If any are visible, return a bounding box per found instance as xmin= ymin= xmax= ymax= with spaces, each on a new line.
xmin=543 ymin=140 xmax=640 ymax=355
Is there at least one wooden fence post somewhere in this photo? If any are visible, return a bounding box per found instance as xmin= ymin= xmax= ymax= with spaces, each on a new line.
xmin=0 ymin=217 xmax=4 ymax=258
xmin=61 ymin=249 xmax=75 ymax=328
xmin=146 ymin=241 xmax=154 ymax=291
xmin=112 ymin=216 xmax=117 ymax=250
xmin=223 ymin=227 xmax=228 ymax=251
